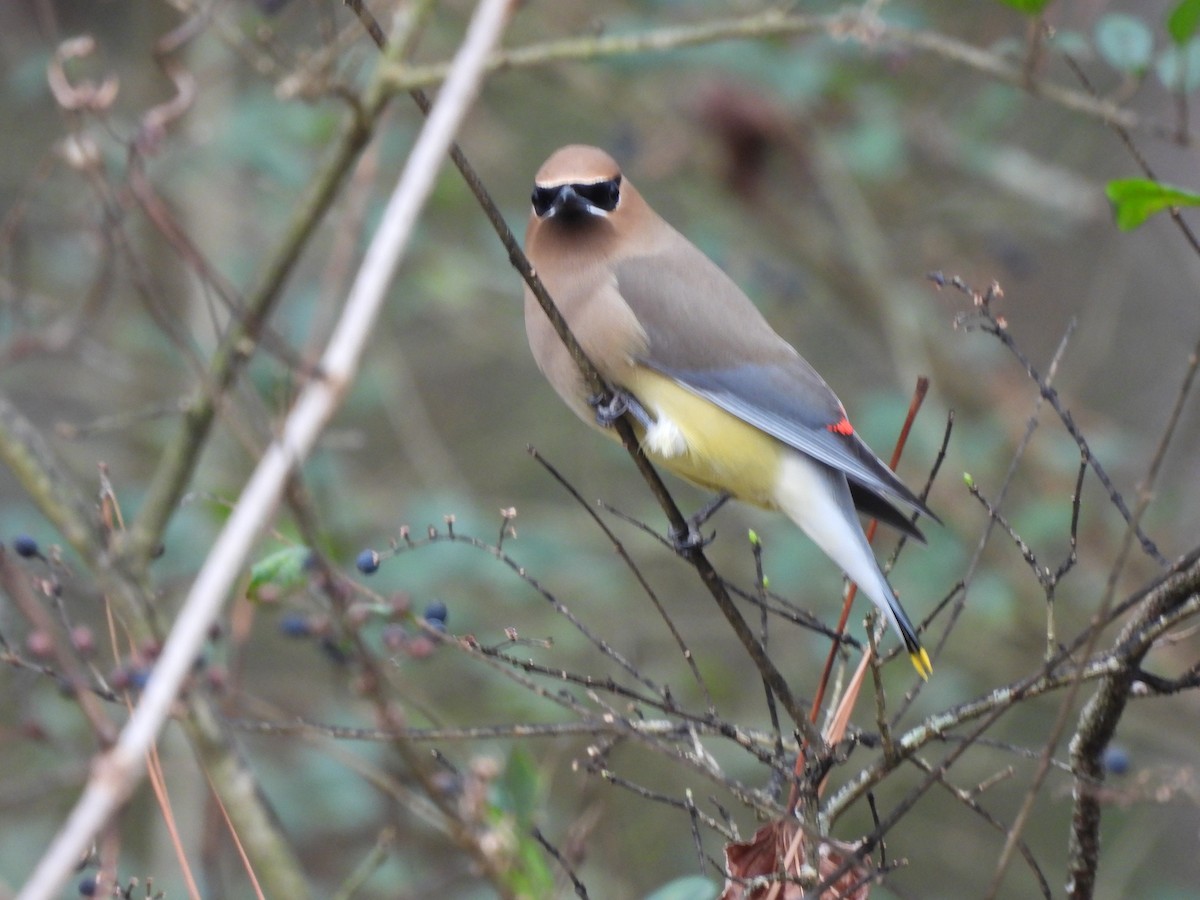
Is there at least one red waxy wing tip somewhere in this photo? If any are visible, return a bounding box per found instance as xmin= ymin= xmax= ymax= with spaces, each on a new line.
xmin=826 ymin=415 xmax=854 ymax=436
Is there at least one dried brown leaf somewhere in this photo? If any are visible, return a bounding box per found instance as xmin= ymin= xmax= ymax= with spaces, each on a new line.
xmin=721 ymin=820 xmax=872 ymax=900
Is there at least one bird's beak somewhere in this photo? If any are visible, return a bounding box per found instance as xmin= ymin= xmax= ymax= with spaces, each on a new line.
xmin=548 ymin=185 xmax=591 ymax=217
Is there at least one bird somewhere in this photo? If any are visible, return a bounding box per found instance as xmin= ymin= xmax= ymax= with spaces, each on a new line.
xmin=522 ymin=144 xmax=936 ymax=679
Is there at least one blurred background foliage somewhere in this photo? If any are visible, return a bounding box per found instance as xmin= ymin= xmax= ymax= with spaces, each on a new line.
xmin=1 ymin=0 xmax=1199 ymax=897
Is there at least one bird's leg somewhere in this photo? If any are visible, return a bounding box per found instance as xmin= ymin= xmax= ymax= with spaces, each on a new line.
xmin=669 ymin=491 xmax=731 ymax=552
xmin=589 ymin=389 xmax=728 ymax=552
xmin=691 ymin=491 xmax=731 ymax=529
xmin=589 ymin=388 xmax=653 ymax=429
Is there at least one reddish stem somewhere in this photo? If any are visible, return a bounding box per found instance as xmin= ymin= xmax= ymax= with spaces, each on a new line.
xmin=787 ymin=376 xmax=929 ymax=814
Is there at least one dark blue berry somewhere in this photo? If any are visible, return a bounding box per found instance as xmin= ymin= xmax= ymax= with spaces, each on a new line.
xmin=1103 ymin=745 xmax=1130 ymax=776
xmin=356 ymin=549 xmax=380 ymax=575
xmin=279 ymin=614 xmax=312 ymax=638
xmin=13 ymin=534 xmax=40 ymax=558
xmin=320 ymin=636 xmax=351 ymax=665
xmin=425 ymin=617 xmax=447 ymax=634
xmin=78 ymin=875 xmax=98 ymax=896
xmin=423 ymin=600 xmax=448 ymax=624
xmin=127 ymin=667 xmax=151 ymax=690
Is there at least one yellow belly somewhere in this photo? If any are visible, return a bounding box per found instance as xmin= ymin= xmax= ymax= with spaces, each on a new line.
xmin=621 ymin=367 xmax=784 ymax=509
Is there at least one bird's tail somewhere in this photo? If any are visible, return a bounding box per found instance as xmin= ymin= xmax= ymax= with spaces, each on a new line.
xmin=891 ymin=602 xmax=933 ymax=681
xmin=774 ymin=452 xmax=932 ymax=679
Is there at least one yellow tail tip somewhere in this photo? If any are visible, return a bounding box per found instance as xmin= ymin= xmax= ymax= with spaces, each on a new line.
xmin=910 ymin=647 xmax=933 ymax=681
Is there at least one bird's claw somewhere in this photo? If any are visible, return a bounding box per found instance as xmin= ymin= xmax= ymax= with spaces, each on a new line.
xmin=589 ymin=389 xmax=652 ymax=429
xmin=668 ymin=493 xmax=731 ymax=553
xmin=669 ymin=522 xmax=716 ymax=554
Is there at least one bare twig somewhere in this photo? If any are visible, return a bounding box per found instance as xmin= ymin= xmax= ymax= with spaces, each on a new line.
xmin=916 ymin=759 xmax=1052 ymax=899
xmin=375 ymin=17 xmax=823 ymax=744
xmin=1064 ymin=543 xmax=1200 ymax=896
xmin=377 ymin=10 xmax=1189 ymax=144
xmin=528 ymin=447 xmax=715 ymax=711
xmin=532 ymin=828 xmax=589 ymax=899
xmin=387 ymin=520 xmax=672 ymax=699
xmin=17 ymin=2 xmax=515 ymax=896
xmin=824 ymin=549 xmax=1200 ymax=823
xmin=0 ymin=548 xmax=116 ymax=744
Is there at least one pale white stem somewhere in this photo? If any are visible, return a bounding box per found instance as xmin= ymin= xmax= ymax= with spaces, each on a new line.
xmin=18 ymin=1 xmax=514 ymax=897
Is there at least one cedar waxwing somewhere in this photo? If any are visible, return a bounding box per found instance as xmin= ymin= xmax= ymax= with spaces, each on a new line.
xmin=523 ymin=145 xmax=936 ymax=679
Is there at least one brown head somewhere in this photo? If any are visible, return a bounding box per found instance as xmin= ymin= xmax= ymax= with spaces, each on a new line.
xmin=522 ymin=145 xmax=656 ymax=413
xmin=531 ymin=145 xmax=622 ymax=220
xmin=525 ymin=145 xmax=665 ymax=261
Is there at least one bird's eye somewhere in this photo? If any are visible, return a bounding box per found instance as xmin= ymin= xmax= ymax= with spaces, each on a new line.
xmin=531 ymin=186 xmax=557 ymax=217
xmin=530 ymin=176 xmax=621 ymax=220
xmin=576 ymin=176 xmax=620 ymax=212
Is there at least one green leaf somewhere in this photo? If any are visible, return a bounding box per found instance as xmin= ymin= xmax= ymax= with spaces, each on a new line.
xmin=1095 ymin=14 xmax=1155 ymax=72
xmin=492 ymin=748 xmax=542 ymax=826
xmin=1168 ymin=0 xmax=1200 ymax=44
xmin=507 ymin=832 xmax=555 ymax=896
xmin=247 ymin=545 xmax=311 ymax=599
xmin=1156 ymin=37 xmax=1200 ymax=89
xmin=644 ymin=876 xmax=719 ymax=900
xmin=1106 ymin=178 xmax=1200 ymax=230
xmin=483 ymin=750 xmax=554 ymax=896
xmin=993 ymin=0 xmax=1054 ymax=14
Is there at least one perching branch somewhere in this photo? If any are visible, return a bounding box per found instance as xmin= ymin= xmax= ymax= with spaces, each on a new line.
xmin=348 ymin=0 xmax=822 ymax=745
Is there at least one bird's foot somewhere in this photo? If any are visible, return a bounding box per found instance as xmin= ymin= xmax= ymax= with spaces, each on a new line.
xmin=667 ymin=493 xmax=731 ymax=554
xmin=589 ymin=389 xmax=653 ymax=429
xmin=668 ymin=521 xmax=714 ymax=554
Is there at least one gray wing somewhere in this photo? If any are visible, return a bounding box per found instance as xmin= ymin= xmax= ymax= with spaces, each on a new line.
xmin=613 ymin=252 xmax=937 ymax=529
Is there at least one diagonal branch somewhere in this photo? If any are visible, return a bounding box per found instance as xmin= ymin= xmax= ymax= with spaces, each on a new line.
xmin=122 ymin=20 xmax=400 ymax=568
xmin=16 ymin=2 xmax=515 ymax=897
xmin=348 ymin=1 xmax=822 ymax=745
xmin=1067 ymin=553 xmax=1200 ymax=898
